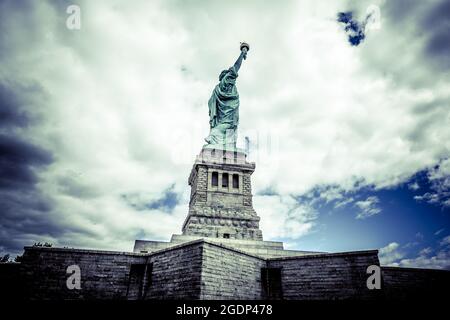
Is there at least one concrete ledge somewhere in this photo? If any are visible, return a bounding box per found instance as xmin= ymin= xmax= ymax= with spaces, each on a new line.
xmin=133 ymin=240 xmax=173 ymax=253
xmin=146 ymin=239 xmax=205 ymax=257
xmin=31 ymin=241 xmax=378 ymax=264
xmin=201 ymin=240 xmax=265 ymax=260
xmin=134 ymin=238 xmax=264 ymax=260
xmin=267 ymin=249 xmax=380 ymax=261
xmin=140 ymin=238 xmax=269 ymax=261
xmin=171 ymin=234 xmax=284 ymax=248
xmin=382 ymin=266 xmax=450 ymax=272
xmin=23 ymin=246 xmax=146 ymax=256
xmin=134 ymin=235 xmax=329 ymax=259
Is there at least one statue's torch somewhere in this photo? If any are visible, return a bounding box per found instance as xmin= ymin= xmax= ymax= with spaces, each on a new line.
xmin=240 ymin=42 xmax=250 ymax=60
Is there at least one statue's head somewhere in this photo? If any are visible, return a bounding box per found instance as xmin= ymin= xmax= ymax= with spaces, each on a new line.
xmin=219 ymin=69 xmax=228 ymax=81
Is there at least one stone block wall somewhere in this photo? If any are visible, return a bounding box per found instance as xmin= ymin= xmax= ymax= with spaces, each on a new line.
xmin=382 ymin=266 xmax=450 ymax=300
xmin=20 ymin=247 xmax=148 ymax=300
xmin=200 ymin=242 xmax=265 ymax=299
xmin=267 ymin=250 xmax=382 ymax=300
xmin=14 ymin=241 xmax=450 ymax=300
xmin=146 ymin=241 xmax=203 ymax=299
xmin=20 ymin=241 xmax=205 ymax=300
xmin=242 ymin=174 xmax=252 ymax=207
xmin=188 ymin=165 xmax=208 ymax=206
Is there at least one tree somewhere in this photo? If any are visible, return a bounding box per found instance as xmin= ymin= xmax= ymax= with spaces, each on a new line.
xmin=0 ymin=254 xmax=10 ymax=263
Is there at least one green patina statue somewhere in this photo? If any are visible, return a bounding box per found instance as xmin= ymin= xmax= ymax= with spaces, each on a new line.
xmin=204 ymin=42 xmax=249 ymax=150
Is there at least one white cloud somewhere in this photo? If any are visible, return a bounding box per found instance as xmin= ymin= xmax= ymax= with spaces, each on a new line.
xmin=440 ymin=235 xmax=450 ymax=246
xmin=355 ymin=196 xmax=381 ymax=219
xmin=318 ymin=186 xmax=345 ymax=203
xmin=380 ymin=240 xmax=450 ymax=270
xmin=415 ymin=159 xmax=450 ymax=208
xmin=403 ymin=241 xmax=420 ymax=249
xmin=379 ymin=242 xmax=405 ymax=265
xmin=380 ymin=242 xmax=400 ymax=254
xmin=398 ymin=250 xmax=450 ymax=270
xmin=254 ymin=195 xmax=318 ymax=240
xmin=419 ymin=247 xmax=432 ymax=256
xmin=334 ymin=197 xmax=355 ymax=209
xmin=408 ymin=182 xmax=420 ymax=191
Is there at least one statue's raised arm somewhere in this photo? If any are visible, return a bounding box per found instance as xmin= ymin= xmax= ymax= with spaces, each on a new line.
xmin=233 ymin=42 xmax=249 ymax=72
xmin=204 ymin=42 xmax=250 ymax=150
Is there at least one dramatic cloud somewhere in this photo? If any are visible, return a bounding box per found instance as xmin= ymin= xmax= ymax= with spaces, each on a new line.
xmin=254 ymin=195 xmax=318 ymax=240
xmin=397 ymin=251 xmax=450 ymax=270
xmin=414 ymin=158 xmax=450 ymax=208
xmin=379 ymin=242 xmax=405 ymax=265
xmin=379 ymin=236 xmax=450 ymax=270
xmin=0 ymin=0 xmax=449 ymax=264
xmin=0 ymin=80 xmax=56 ymax=255
xmin=420 ymin=0 xmax=450 ymax=69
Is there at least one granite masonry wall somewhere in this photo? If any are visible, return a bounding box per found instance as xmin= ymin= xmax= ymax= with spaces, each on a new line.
xmin=20 ymin=241 xmax=204 ymax=300
xmin=145 ymin=241 xmax=203 ymax=299
xmin=12 ymin=242 xmax=450 ymax=300
xmin=200 ymin=242 xmax=266 ymax=300
xmin=20 ymin=246 xmax=148 ymax=300
xmin=382 ymin=266 xmax=450 ymax=300
xmin=183 ymin=153 xmax=263 ymax=241
xmin=267 ymin=250 xmax=382 ymax=300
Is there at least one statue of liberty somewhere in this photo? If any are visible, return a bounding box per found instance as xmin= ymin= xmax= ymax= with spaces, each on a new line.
xmin=204 ymin=43 xmax=249 ymax=150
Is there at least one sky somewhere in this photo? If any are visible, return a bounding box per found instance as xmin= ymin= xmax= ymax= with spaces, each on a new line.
xmin=0 ymin=0 xmax=449 ymax=269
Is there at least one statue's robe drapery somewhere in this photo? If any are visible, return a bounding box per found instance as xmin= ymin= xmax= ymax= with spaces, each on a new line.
xmin=205 ymin=66 xmax=239 ymax=147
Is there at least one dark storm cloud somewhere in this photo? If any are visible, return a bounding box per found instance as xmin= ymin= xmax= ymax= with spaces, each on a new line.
xmin=0 ymin=1 xmax=39 ymax=60
xmin=0 ymin=81 xmax=52 ymax=190
xmin=0 ymin=80 xmax=56 ymax=254
xmin=421 ymin=0 xmax=450 ymax=68
xmin=0 ymin=185 xmax=98 ymax=254
xmin=1 ymin=190 xmax=54 ymax=234
xmin=0 ymin=134 xmax=52 ymax=188
xmin=0 ymin=0 xmax=35 ymax=11
xmin=0 ymin=87 xmax=29 ymax=128
xmin=383 ymin=0 xmax=422 ymax=22
xmin=383 ymin=0 xmax=450 ymax=70
xmin=0 ymin=81 xmax=43 ymax=129
xmin=0 ymin=181 xmax=59 ymax=254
